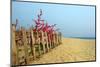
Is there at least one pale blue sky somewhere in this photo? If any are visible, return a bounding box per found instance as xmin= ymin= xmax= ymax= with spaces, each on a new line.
xmin=12 ymin=1 xmax=95 ymax=38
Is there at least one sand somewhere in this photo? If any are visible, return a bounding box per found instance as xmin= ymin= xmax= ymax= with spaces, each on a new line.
xmin=30 ymin=37 xmax=96 ymax=64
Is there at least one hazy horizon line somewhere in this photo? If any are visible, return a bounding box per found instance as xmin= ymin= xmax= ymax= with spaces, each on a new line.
xmin=63 ymin=36 xmax=96 ymax=39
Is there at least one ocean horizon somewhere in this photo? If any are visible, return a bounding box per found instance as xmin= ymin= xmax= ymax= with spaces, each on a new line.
xmin=64 ymin=37 xmax=96 ymax=40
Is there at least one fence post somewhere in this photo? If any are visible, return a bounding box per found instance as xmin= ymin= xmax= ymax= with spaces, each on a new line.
xmin=21 ymin=28 xmax=29 ymax=64
xmin=45 ymin=32 xmax=49 ymax=52
xmin=41 ymin=31 xmax=46 ymax=53
xmin=59 ymin=32 xmax=62 ymax=44
xmin=12 ymin=24 xmax=18 ymax=65
xmin=30 ymin=29 xmax=36 ymax=60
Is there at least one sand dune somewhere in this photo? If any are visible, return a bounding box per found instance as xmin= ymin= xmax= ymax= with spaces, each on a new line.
xmin=30 ymin=37 xmax=96 ymax=64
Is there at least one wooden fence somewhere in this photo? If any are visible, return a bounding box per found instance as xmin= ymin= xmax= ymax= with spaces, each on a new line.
xmin=11 ymin=24 xmax=62 ymax=65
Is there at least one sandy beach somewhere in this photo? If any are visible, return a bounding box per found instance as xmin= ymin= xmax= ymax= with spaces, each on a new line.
xmin=30 ymin=37 xmax=96 ymax=64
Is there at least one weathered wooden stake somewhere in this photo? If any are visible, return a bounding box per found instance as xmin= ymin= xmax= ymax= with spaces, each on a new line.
xmin=12 ymin=24 xmax=18 ymax=65
xmin=30 ymin=29 xmax=36 ymax=60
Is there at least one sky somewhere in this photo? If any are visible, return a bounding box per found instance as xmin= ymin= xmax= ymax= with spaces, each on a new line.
xmin=12 ymin=1 xmax=96 ymax=38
